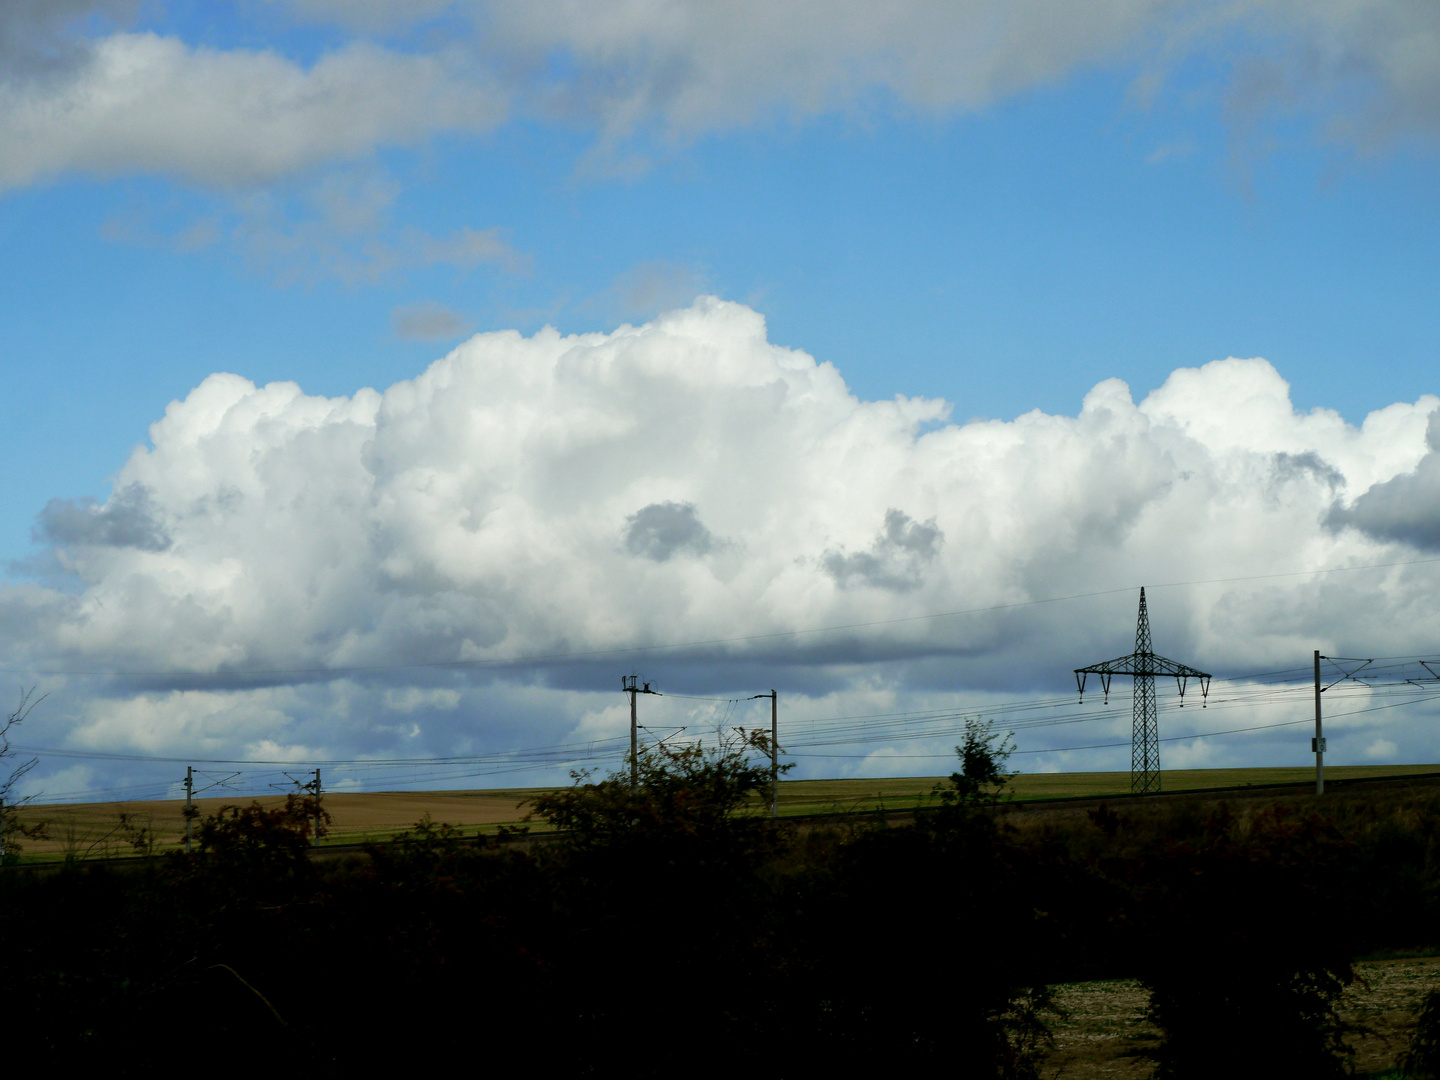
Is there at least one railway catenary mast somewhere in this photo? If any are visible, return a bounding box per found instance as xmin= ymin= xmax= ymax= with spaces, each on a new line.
xmin=1074 ymin=588 xmax=1211 ymax=795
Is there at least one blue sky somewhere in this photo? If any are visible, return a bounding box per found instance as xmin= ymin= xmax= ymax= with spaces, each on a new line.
xmin=2 ymin=1 xmax=1439 ymax=802
xmin=4 ymin=45 xmax=1437 ymax=559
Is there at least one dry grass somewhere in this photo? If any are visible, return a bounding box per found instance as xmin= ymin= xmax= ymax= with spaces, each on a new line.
xmin=1040 ymin=955 xmax=1440 ymax=1078
xmin=1043 ymin=978 xmax=1158 ymax=1079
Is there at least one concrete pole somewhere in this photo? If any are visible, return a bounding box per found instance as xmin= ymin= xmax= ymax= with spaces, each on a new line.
xmin=624 ymin=676 xmax=639 ymax=787
xmin=184 ymin=765 xmax=194 ymax=853
xmin=769 ymin=690 xmax=778 ymax=819
xmin=1314 ymin=650 xmax=1325 ymax=795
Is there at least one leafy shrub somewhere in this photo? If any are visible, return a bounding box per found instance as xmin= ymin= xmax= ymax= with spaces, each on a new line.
xmin=529 ymin=727 xmax=785 ymax=852
xmin=524 ymin=732 xmax=798 ymax=1071
xmin=1137 ymin=806 xmax=1359 ymax=1079
xmin=1400 ymin=988 xmax=1440 ymax=1079
xmin=937 ymin=716 xmax=1016 ymax=809
xmin=788 ymin=721 xmax=1056 ymax=1078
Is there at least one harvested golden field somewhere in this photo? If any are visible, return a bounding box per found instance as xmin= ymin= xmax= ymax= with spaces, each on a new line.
xmin=17 ymin=787 xmax=546 ymax=857
xmin=13 ymin=763 xmax=1438 ymax=859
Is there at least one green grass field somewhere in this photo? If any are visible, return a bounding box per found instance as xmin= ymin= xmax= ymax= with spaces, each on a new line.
xmin=770 ymin=763 xmax=1440 ymax=818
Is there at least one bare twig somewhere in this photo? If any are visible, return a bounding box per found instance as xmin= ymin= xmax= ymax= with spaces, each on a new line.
xmin=0 ymin=686 xmax=45 ymax=800
xmin=1 ymin=686 xmax=47 ymax=859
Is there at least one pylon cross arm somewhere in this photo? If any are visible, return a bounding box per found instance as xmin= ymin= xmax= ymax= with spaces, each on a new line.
xmin=1075 ymin=654 xmax=1212 ymax=706
xmin=1075 ymin=653 xmax=1210 ymax=679
xmin=1075 ymin=654 xmax=1140 ymax=676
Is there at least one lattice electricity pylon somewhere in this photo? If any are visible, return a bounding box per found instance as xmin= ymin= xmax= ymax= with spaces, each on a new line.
xmin=1074 ymin=588 xmax=1211 ymax=795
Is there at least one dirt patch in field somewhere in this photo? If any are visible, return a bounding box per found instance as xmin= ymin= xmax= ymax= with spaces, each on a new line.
xmin=1341 ymin=955 xmax=1440 ymax=1074
xmin=1042 ymin=979 xmax=1158 ymax=1079
xmin=1039 ymin=956 xmax=1440 ymax=1078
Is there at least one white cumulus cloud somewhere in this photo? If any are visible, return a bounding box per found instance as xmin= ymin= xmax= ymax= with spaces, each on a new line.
xmin=6 ymin=297 xmax=1440 ymax=795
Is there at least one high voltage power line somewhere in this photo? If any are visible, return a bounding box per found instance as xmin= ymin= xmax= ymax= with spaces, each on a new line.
xmin=16 ymin=673 xmax=1437 ymax=772
xmin=18 ymin=672 xmax=1439 ymax=807
xmin=7 ymin=552 xmax=1439 ymax=805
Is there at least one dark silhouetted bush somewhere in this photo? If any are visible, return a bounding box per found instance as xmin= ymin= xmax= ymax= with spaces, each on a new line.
xmin=1135 ymin=805 xmax=1359 ymax=1079
xmin=1401 ymin=988 xmax=1440 ymax=1079
xmin=12 ymin=749 xmax=1440 ymax=1076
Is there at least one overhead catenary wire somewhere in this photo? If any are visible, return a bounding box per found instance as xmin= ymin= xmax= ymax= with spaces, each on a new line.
xmin=13 ymin=672 xmax=1435 ymax=775
xmin=788 ymin=690 xmax=1440 ymax=760
xmin=8 ymin=569 xmax=1438 ymax=804
xmin=7 ymin=590 xmax=1439 ymax=804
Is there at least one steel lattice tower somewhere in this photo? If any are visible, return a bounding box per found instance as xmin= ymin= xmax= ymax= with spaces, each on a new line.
xmin=1074 ymin=588 xmax=1211 ymax=795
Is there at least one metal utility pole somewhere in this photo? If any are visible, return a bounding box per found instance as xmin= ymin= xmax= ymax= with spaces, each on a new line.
xmin=752 ymin=690 xmax=779 ymax=818
xmin=184 ymin=765 xmax=194 ymax=853
xmin=1075 ymin=588 xmax=1211 ymax=795
xmin=621 ymin=676 xmax=660 ymax=787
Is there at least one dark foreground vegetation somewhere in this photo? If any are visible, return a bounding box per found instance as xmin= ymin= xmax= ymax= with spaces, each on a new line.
xmin=7 ymin=725 xmax=1440 ymax=1078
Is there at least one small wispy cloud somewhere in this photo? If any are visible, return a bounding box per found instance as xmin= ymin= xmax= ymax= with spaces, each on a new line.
xmin=99 ymin=168 xmax=531 ymax=288
xmin=232 ymin=175 xmax=530 ymax=287
xmin=588 ymin=259 xmax=708 ymax=321
xmin=391 ymin=300 xmax=472 ymax=341
xmin=1146 ymin=138 xmax=1198 ymax=165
